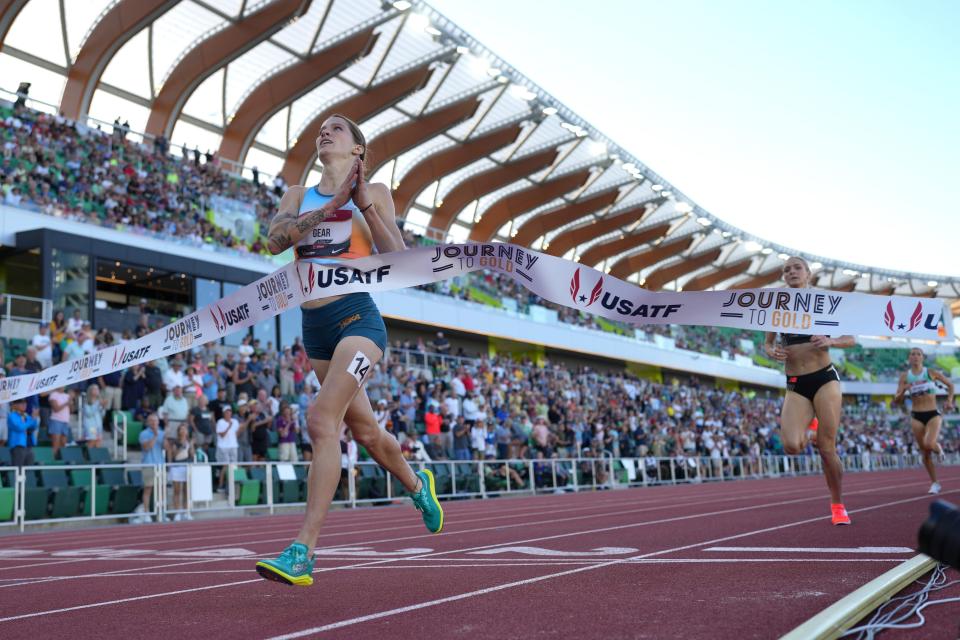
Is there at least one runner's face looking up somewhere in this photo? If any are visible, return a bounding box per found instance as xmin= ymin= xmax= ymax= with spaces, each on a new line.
xmin=782 ymin=257 xmax=811 ymax=288
xmin=315 ymin=115 xmax=365 ymax=165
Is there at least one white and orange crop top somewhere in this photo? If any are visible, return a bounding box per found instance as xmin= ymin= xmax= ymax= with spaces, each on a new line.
xmin=294 ymin=186 xmax=373 ymax=262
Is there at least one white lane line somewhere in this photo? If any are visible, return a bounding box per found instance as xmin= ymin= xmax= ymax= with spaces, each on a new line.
xmin=1 ymin=479 xmax=827 ymax=573
xmin=0 ymin=557 xmax=910 ymax=582
xmin=8 ymin=491 xmax=668 ymax=551
xmin=468 ymin=546 xmax=637 ymax=556
xmin=0 ymin=579 xmax=263 ymax=622
xmin=27 ymin=465 xmax=898 ymax=554
xmin=339 ymin=559 xmax=907 ymax=568
xmin=2 ymin=488 xmax=716 ymax=557
xmin=264 ymin=488 xmax=958 ymax=639
xmin=0 ymin=477 xmax=925 ymax=596
xmin=705 ymin=546 xmax=914 ymax=554
xmin=0 ymin=479 xmax=938 ymax=622
xmin=0 ymin=557 xmax=246 ymax=590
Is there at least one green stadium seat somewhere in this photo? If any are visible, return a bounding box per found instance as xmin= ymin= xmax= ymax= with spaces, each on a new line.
xmin=81 ymin=485 xmax=112 ymax=517
xmin=232 ymin=468 xmax=262 ymax=506
xmin=70 ymin=468 xmax=92 ymax=488
xmin=50 ymin=487 xmax=83 ymax=518
xmin=110 ymin=485 xmax=140 ymax=515
xmin=59 ymin=447 xmax=85 ymax=465
xmin=0 ymin=487 xmax=14 ymax=521
xmin=7 ymin=338 xmax=28 ymax=359
xmin=127 ymin=421 xmax=143 ymax=450
xmin=267 ymin=447 xmax=279 ymax=461
xmin=99 ymin=467 xmax=125 ymax=486
xmin=391 ymin=473 xmax=408 ymax=498
xmin=128 ymin=470 xmax=144 ymax=487
xmin=33 ymin=447 xmax=54 ymax=465
xmin=24 ymin=487 xmax=50 ymax=520
xmin=427 ymin=463 xmax=452 ymax=495
xmin=70 ymin=469 xmax=113 ymax=516
xmin=454 ymin=462 xmax=480 ymax=494
xmin=612 ymin=459 xmax=630 ymax=485
xmin=0 ymin=446 xmax=10 ymax=466
xmin=358 ymin=464 xmax=386 ymax=500
xmin=40 ymin=469 xmax=70 ymax=489
xmin=87 ymin=447 xmax=111 ymax=464
xmin=24 ymin=469 xmax=39 ymax=488
xmin=271 ymin=467 xmax=301 ymax=504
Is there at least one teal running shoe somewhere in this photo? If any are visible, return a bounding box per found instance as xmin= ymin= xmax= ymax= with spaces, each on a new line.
xmin=256 ymin=542 xmax=315 ymax=586
xmin=411 ymin=469 xmax=444 ymax=533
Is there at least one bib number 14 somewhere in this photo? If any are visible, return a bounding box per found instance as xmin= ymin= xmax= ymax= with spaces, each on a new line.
xmin=349 ymin=351 xmax=371 ymax=385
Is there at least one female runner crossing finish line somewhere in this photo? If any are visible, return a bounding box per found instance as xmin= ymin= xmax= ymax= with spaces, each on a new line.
xmin=255 ymin=115 xmax=443 ymax=587
xmin=765 ymin=257 xmax=855 ymax=526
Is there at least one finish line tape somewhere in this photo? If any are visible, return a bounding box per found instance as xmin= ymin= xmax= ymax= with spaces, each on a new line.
xmin=1 ymin=242 xmax=945 ymax=402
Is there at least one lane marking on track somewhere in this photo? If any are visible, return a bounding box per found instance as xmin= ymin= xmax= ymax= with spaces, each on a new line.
xmin=704 ymin=546 xmax=914 ymax=554
xmin=14 ymin=467 xmax=906 ymax=554
xmin=0 ymin=557 xmax=910 ymax=582
xmin=0 ymin=579 xmax=264 ymax=621
xmin=10 ymin=468 xmax=955 ymax=553
xmin=0 ymin=491 xmax=711 ymax=557
xmin=149 ymin=472 xmax=911 ymax=559
xmin=0 ymin=478 xmax=836 ymax=573
xmin=468 ymin=546 xmax=637 ymax=556
xmin=0 ymin=479 xmax=941 ymax=624
xmin=6 ymin=490 xmax=684 ymax=551
xmin=263 ymin=487 xmax=960 ymax=639
xmin=3 ymin=474 xmax=914 ymax=581
xmin=0 ymin=475 xmax=928 ymax=593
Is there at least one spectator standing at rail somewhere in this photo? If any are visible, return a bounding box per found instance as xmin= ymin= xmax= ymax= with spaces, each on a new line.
xmin=7 ymin=397 xmax=38 ymax=467
xmin=30 ymin=322 xmax=53 ymax=368
xmin=80 ymin=384 xmax=108 ymax=448
xmin=47 ymin=387 xmax=73 ymax=458
xmin=135 ymin=413 xmax=164 ymax=524
xmin=215 ymin=406 xmax=240 ymax=492
xmin=159 ymin=385 xmax=189 ymax=435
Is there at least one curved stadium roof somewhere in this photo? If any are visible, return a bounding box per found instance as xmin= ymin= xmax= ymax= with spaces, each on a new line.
xmin=0 ymin=0 xmax=957 ymax=303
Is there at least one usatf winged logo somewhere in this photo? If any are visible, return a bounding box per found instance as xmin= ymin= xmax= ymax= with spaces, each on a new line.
xmin=570 ymin=268 xmax=603 ymax=307
xmin=211 ymin=305 xmax=227 ymax=334
xmin=883 ymin=300 xmax=923 ymax=333
xmin=296 ymin=262 xmax=316 ymax=295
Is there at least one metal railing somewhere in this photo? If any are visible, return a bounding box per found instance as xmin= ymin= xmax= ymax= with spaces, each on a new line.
xmin=0 ymin=465 xmax=19 ymax=529
xmin=13 ymin=462 xmax=160 ymax=532
xmin=0 ymin=452 xmax=955 ymax=530
xmin=1 ymin=293 xmax=53 ymax=325
xmin=111 ymin=412 xmax=129 ymax=461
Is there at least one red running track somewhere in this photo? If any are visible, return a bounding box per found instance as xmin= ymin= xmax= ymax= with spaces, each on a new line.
xmin=0 ymin=467 xmax=958 ymax=639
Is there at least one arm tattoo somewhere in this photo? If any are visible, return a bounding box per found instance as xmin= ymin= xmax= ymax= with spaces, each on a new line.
xmin=267 ymin=212 xmax=296 ymax=254
xmin=294 ymin=207 xmax=328 ymax=235
xmin=268 ymin=205 xmax=330 ymax=254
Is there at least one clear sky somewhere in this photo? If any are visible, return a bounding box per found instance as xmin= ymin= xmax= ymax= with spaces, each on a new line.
xmin=428 ymin=0 xmax=960 ymax=277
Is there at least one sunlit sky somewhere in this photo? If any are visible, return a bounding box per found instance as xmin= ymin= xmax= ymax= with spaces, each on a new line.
xmin=429 ymin=0 xmax=960 ymax=277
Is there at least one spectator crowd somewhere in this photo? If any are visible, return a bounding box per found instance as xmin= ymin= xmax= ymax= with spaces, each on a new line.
xmin=1 ymin=99 xmax=957 ymax=489
xmin=3 ymin=308 xmax=950 ymax=486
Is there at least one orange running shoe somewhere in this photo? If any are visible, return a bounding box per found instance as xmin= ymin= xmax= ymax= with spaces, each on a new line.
xmin=831 ymin=503 xmax=851 ymax=526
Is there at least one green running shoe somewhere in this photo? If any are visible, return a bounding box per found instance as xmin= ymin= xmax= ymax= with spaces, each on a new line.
xmin=411 ymin=469 xmax=444 ymax=533
xmin=255 ymin=542 xmax=315 ymax=586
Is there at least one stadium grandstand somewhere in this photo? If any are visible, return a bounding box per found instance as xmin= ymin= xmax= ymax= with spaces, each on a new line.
xmin=0 ymin=0 xmax=958 ymax=637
